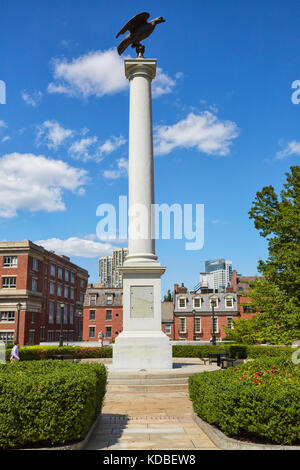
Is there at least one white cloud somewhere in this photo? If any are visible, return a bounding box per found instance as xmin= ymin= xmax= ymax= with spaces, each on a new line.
xmin=21 ymin=90 xmax=43 ymax=107
xmin=0 ymin=120 xmax=7 ymax=128
xmin=276 ymin=141 xmax=300 ymax=160
xmin=98 ymin=136 xmax=126 ymax=156
xmin=0 ymin=152 xmax=88 ymax=218
xmin=48 ymin=49 xmax=178 ymax=99
xmin=36 ymin=120 xmax=73 ymax=149
xmin=154 ymin=111 xmax=239 ymax=156
xmin=1 ymin=136 xmax=11 ymax=143
xmin=34 ymin=237 xmax=115 ymax=258
xmin=69 ymin=136 xmax=98 ymax=161
xmin=103 ymin=157 xmax=128 ymax=179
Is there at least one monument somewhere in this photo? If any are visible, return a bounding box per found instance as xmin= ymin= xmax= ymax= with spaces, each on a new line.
xmin=112 ymin=13 xmax=172 ymax=370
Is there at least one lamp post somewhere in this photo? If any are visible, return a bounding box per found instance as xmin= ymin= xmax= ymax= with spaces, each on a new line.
xmin=59 ymin=303 xmax=64 ymax=347
xmin=211 ymin=299 xmax=217 ymax=346
xmin=15 ymin=302 xmax=22 ymax=344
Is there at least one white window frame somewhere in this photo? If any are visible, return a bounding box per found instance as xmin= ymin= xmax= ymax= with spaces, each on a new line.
xmin=89 ymin=326 xmax=95 ymax=338
xmin=227 ymin=317 xmax=233 ymax=329
xmin=225 ymin=296 xmax=234 ymax=308
xmin=193 ymin=297 xmax=201 ymax=309
xmin=2 ymin=277 xmax=17 ymax=289
xmin=212 ymin=317 xmax=219 ymax=334
xmin=178 ymin=297 xmax=187 ymax=309
xmin=165 ymin=323 xmax=172 ymax=335
xmin=179 ymin=317 xmax=186 ymax=333
xmin=105 ymin=326 xmax=112 ymax=339
xmin=194 ymin=317 xmax=201 ymax=333
xmin=106 ymin=309 xmax=112 ymax=321
xmin=0 ymin=311 xmax=15 ymax=322
xmin=3 ymin=256 xmax=18 ymax=268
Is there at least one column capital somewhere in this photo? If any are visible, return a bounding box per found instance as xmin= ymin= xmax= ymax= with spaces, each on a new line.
xmin=124 ymin=58 xmax=157 ymax=81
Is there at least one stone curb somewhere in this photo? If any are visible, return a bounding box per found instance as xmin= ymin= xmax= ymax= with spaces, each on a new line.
xmin=21 ymin=415 xmax=101 ymax=451
xmin=192 ymin=413 xmax=300 ymax=450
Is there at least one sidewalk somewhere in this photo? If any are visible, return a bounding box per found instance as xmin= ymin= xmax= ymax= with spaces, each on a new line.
xmin=85 ymin=362 xmax=218 ymax=450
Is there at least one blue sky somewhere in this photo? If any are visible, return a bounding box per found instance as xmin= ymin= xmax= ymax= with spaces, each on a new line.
xmin=0 ymin=0 xmax=300 ymax=296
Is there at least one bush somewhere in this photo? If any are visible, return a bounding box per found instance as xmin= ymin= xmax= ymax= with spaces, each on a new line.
xmin=0 ymin=360 xmax=107 ymax=449
xmin=172 ymin=344 xmax=292 ymax=360
xmin=5 ymin=345 xmax=112 ymax=362
xmin=189 ymin=356 xmax=300 ymax=445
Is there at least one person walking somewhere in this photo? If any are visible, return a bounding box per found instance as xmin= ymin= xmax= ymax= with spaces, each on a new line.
xmin=10 ymin=342 xmax=20 ymax=362
xmin=98 ymin=330 xmax=104 ymax=347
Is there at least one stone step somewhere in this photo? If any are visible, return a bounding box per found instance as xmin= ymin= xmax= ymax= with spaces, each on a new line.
xmin=108 ymin=376 xmax=189 ymax=385
xmin=106 ymin=384 xmax=189 ymax=393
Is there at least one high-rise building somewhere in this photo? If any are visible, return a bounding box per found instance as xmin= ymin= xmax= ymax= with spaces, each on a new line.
xmin=200 ymin=259 xmax=233 ymax=291
xmin=99 ymin=248 xmax=128 ymax=288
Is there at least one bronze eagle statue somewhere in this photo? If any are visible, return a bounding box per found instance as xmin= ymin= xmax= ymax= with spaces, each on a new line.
xmin=116 ymin=12 xmax=165 ymax=57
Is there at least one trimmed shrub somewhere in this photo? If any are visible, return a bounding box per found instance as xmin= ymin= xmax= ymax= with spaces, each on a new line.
xmin=0 ymin=360 xmax=107 ymax=449
xmin=189 ymin=356 xmax=300 ymax=445
xmin=172 ymin=344 xmax=292 ymax=360
xmin=5 ymin=345 xmax=112 ymax=362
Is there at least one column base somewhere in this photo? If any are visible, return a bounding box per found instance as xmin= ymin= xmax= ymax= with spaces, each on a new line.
xmin=112 ymin=331 xmax=172 ymax=370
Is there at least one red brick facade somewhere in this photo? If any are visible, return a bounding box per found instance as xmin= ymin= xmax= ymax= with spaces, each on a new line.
xmin=0 ymin=241 xmax=89 ymax=345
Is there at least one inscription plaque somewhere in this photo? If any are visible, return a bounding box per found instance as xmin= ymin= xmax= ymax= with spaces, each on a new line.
xmin=130 ymin=286 xmax=154 ymax=319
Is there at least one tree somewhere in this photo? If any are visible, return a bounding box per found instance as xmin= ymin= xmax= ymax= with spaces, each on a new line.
xmin=228 ymin=166 xmax=300 ymax=344
xmin=163 ymin=289 xmax=173 ymax=302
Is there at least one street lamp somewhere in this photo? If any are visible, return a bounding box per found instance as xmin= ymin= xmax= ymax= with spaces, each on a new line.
xmin=211 ymin=298 xmax=217 ymax=346
xmin=15 ymin=302 xmax=22 ymax=344
xmin=59 ymin=303 xmax=64 ymax=347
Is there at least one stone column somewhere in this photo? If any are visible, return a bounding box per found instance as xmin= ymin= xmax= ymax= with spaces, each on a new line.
xmin=112 ymin=58 xmax=172 ymax=370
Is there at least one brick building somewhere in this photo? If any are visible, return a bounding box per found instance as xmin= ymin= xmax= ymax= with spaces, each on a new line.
xmin=82 ymin=286 xmax=123 ymax=343
xmin=0 ymin=241 xmax=89 ymax=345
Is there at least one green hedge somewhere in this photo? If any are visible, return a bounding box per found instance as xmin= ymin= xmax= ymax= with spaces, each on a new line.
xmin=189 ymin=356 xmax=300 ymax=445
xmin=0 ymin=360 xmax=107 ymax=449
xmin=5 ymin=345 xmax=112 ymax=362
xmin=172 ymin=344 xmax=292 ymax=359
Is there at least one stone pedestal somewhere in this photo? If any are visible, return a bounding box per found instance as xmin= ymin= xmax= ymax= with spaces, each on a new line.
xmin=112 ymin=58 xmax=172 ymax=370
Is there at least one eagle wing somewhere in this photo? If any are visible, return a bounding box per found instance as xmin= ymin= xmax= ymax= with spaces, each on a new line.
xmin=116 ymin=12 xmax=150 ymax=38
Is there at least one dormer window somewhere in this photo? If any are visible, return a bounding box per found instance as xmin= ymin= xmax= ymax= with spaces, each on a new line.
xmin=193 ymin=297 xmax=201 ymax=308
xmin=225 ymin=296 xmax=234 ymax=308
xmin=178 ymin=297 xmax=187 ymax=308
xmin=106 ymin=294 xmax=113 ymax=305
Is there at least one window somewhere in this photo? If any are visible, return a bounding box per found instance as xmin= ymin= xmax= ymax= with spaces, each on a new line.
xmin=57 ymin=285 xmax=62 ymax=297
xmin=90 ymin=295 xmax=96 ymax=306
xmin=32 ymin=278 xmax=38 ymax=291
xmin=178 ymin=297 xmax=186 ymax=308
xmin=106 ymin=326 xmax=112 ymax=339
xmin=47 ymin=330 xmax=55 ymax=341
xmin=56 ymin=304 xmax=62 ymax=324
xmin=106 ymin=309 xmax=112 ymax=321
xmin=70 ymin=287 xmax=74 ymax=300
xmin=89 ymin=326 xmax=95 ymax=338
xmin=106 ymin=294 xmax=113 ymax=305
xmin=64 ymin=286 xmax=69 ymax=298
xmin=63 ymin=305 xmax=68 ymax=324
xmin=50 ymin=264 xmax=56 ymax=277
xmin=40 ymin=326 xmax=46 ymax=341
xmin=225 ymin=297 xmax=234 ymax=308
xmin=3 ymin=256 xmax=18 ymax=267
xmin=49 ymin=302 xmax=54 ymax=324
xmin=80 ymin=279 xmax=85 ymax=288
xmin=165 ymin=324 xmax=172 ymax=335
xmin=212 ymin=317 xmax=219 ymax=333
xmin=43 ymin=264 xmax=48 ymax=274
xmin=2 ymin=277 xmax=16 ymax=288
xmin=0 ymin=331 xmax=14 ymax=343
xmin=65 ymin=270 xmax=69 ymax=282
xmin=33 ymin=258 xmax=38 ymax=271
xmin=58 ymin=267 xmax=63 ymax=279
xmin=50 ymin=282 xmax=55 ymax=295
xmin=193 ymin=297 xmax=201 ymax=308
xmin=0 ymin=311 xmax=15 ymax=322
xmin=227 ymin=317 xmax=233 ymax=329
xmin=71 ymin=272 xmax=75 ymax=284
xmin=195 ymin=317 xmax=201 ymax=333
xmin=243 ymin=305 xmax=255 ymax=313
xmin=80 ymin=293 xmax=84 ymax=303
xmin=70 ymin=305 xmax=74 ymax=324
xmin=179 ymin=317 xmax=186 ymax=333
xmin=89 ymin=310 xmax=96 ymax=321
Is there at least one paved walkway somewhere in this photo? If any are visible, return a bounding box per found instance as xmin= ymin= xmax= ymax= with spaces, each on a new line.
xmin=85 ymin=362 xmax=218 ymax=450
